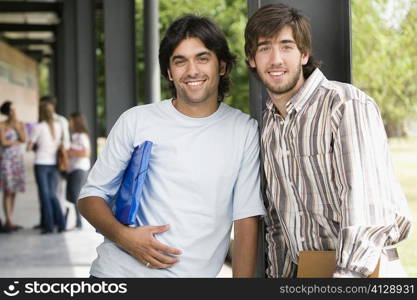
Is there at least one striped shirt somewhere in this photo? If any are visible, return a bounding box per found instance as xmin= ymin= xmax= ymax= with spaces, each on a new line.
xmin=261 ymin=68 xmax=412 ymax=278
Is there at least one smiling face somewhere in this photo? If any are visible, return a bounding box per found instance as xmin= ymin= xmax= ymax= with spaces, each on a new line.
xmin=249 ymin=26 xmax=308 ymax=101
xmin=167 ymin=37 xmax=225 ymax=106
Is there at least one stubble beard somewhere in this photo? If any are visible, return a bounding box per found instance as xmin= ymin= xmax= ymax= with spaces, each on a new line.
xmin=262 ymin=63 xmax=303 ymax=96
xmin=177 ymin=89 xmax=211 ymax=105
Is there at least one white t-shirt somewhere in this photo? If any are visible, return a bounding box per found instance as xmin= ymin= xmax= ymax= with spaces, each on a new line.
xmin=79 ymin=99 xmax=265 ymax=277
xmin=30 ymin=121 xmax=62 ymax=165
xmin=69 ymin=132 xmax=91 ymax=172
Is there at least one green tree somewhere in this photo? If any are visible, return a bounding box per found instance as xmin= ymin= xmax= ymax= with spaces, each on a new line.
xmin=96 ymin=10 xmax=106 ymax=136
xmin=38 ymin=63 xmax=49 ymax=96
xmin=352 ymin=0 xmax=417 ymax=136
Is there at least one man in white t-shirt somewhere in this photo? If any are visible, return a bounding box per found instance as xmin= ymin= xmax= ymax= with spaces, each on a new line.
xmin=78 ymin=14 xmax=265 ymax=278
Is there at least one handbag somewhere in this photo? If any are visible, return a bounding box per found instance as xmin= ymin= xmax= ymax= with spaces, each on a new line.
xmin=56 ymin=118 xmax=69 ymax=173
xmin=57 ymin=143 xmax=69 ymax=172
xmin=114 ymin=141 xmax=153 ymax=226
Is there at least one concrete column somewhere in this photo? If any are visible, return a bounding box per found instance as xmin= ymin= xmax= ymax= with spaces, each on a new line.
xmin=144 ymin=0 xmax=160 ymax=103
xmin=55 ymin=21 xmax=65 ymax=114
xmin=48 ymin=54 xmax=56 ymax=97
xmin=75 ymin=0 xmax=97 ymax=162
xmin=60 ymin=0 xmax=77 ymax=117
xmin=103 ymin=0 xmax=137 ymax=134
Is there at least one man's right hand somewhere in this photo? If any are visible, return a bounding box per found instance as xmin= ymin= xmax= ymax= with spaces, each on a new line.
xmin=116 ymin=224 xmax=182 ymax=269
xmin=78 ymin=197 xmax=182 ymax=270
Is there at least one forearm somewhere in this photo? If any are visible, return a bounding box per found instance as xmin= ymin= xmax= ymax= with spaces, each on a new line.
xmin=16 ymin=123 xmax=27 ymax=143
xmin=331 ymin=101 xmax=411 ymax=277
xmin=77 ymin=196 xmax=129 ymax=246
xmin=27 ymin=141 xmax=34 ymax=151
xmin=68 ymin=148 xmax=90 ymax=158
xmin=232 ymin=216 xmax=258 ymax=278
xmin=17 ymin=129 xmax=27 ymax=143
xmin=333 ymin=225 xmax=390 ymax=277
xmin=0 ymin=139 xmax=14 ymax=146
xmin=78 ymin=196 xmax=182 ymax=268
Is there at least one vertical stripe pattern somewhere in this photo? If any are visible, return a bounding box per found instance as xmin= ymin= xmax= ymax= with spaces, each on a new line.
xmin=262 ymin=69 xmax=412 ymax=278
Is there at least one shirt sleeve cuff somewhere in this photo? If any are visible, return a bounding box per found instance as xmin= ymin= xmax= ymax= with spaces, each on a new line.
xmin=333 ymin=267 xmax=366 ymax=278
xmin=233 ymin=208 xmax=265 ymax=221
xmin=77 ymin=188 xmax=111 ymax=203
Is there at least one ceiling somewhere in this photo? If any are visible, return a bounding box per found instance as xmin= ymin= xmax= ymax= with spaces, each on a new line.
xmin=0 ymin=0 xmax=61 ymax=62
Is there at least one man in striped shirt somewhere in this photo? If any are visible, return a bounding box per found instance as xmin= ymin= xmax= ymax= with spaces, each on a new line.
xmin=244 ymin=3 xmax=412 ymax=278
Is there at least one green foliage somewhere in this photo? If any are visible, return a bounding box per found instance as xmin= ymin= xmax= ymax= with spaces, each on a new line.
xmin=93 ymin=0 xmax=417 ymax=136
xmin=38 ymin=63 xmax=49 ymax=96
xmin=352 ymin=0 xmax=417 ymax=136
xmin=96 ymin=11 xmax=106 ymax=136
xmin=135 ymin=0 xmax=250 ymax=113
xmin=390 ymin=137 xmax=417 ymax=277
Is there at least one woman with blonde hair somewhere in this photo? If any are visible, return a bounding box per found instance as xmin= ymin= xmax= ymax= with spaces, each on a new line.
xmin=28 ymin=102 xmax=65 ymax=234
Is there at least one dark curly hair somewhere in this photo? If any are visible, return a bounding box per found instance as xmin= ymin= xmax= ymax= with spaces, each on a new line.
xmin=0 ymin=101 xmax=12 ymax=116
xmin=159 ymin=14 xmax=236 ymax=101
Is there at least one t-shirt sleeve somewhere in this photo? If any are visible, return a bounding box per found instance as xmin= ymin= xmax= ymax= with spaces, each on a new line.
xmin=78 ymin=110 xmax=134 ymax=203
xmin=232 ymin=118 xmax=266 ymax=220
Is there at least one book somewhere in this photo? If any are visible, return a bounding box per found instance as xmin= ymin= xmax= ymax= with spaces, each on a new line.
xmin=296 ymin=250 xmax=390 ymax=278
xmin=114 ymin=141 xmax=153 ymax=226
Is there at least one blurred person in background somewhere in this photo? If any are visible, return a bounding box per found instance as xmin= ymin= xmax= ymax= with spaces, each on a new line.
xmin=28 ymin=102 xmax=66 ymax=234
xmin=66 ymin=112 xmax=91 ymax=229
xmin=0 ymin=100 xmax=26 ymax=233
xmin=32 ymin=96 xmax=70 ymax=229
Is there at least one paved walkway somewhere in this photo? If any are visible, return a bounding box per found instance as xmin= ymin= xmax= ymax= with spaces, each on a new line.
xmin=0 ymin=151 xmax=232 ymax=278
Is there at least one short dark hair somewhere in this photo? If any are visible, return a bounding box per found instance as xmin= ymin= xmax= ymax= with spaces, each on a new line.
xmin=39 ymin=95 xmax=57 ymax=107
xmin=0 ymin=101 xmax=12 ymax=116
xmin=159 ymin=14 xmax=236 ymax=101
xmin=244 ymin=3 xmax=320 ymax=78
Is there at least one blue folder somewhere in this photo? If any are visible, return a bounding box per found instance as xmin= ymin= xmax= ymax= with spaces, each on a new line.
xmin=114 ymin=141 xmax=153 ymax=226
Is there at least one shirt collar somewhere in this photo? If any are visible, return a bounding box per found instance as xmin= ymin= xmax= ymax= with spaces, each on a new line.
xmin=266 ymin=97 xmax=275 ymax=112
xmin=266 ymin=68 xmax=325 ymax=114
